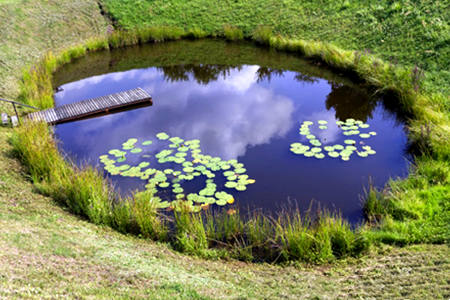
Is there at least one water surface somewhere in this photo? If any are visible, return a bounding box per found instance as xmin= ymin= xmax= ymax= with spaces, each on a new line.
xmin=53 ymin=40 xmax=410 ymax=223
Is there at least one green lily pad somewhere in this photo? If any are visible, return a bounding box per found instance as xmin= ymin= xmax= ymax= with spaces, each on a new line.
xmin=173 ymin=187 xmax=184 ymax=194
xmin=156 ymin=132 xmax=169 ymax=140
xmin=158 ymin=182 xmax=170 ymax=188
xmin=138 ymin=162 xmax=150 ymax=168
xmin=359 ymin=133 xmax=371 ymax=139
xmin=328 ymin=151 xmax=340 ymax=158
xmin=318 ymin=120 xmax=328 ymax=125
xmin=319 ymin=125 xmax=328 ymax=130
xmin=357 ymin=152 xmax=368 ymax=157
xmin=310 ymin=139 xmax=322 ymax=146
xmin=344 ymin=139 xmax=356 ymax=145
xmin=142 ymin=140 xmax=153 ymax=146
xmin=315 ymin=153 xmax=325 ymax=159
xmin=216 ymin=199 xmax=227 ymax=206
xmin=236 ymin=185 xmax=247 ymax=191
xmin=304 ymin=151 xmax=314 ymax=157
xmin=225 ymin=181 xmax=238 ymax=188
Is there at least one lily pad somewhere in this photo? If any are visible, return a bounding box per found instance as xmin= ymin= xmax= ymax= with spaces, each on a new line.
xmin=156 ymin=132 xmax=170 ymax=140
xmin=315 ymin=153 xmax=325 ymax=159
xmin=328 ymin=151 xmax=340 ymax=158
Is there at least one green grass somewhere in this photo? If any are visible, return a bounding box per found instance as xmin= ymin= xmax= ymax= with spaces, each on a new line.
xmin=0 ymin=0 xmax=449 ymax=297
xmin=1 ymin=125 xmax=449 ymax=298
xmin=97 ymin=0 xmax=450 ymax=248
xmin=101 ymin=0 xmax=450 ymax=95
xmin=11 ymin=2 xmax=449 ymax=261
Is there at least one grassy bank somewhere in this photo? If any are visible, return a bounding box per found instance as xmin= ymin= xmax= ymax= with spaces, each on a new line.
xmin=2 ymin=123 xmax=448 ymax=299
xmin=13 ymin=19 xmax=448 ymax=264
xmin=98 ymin=0 xmax=450 ymax=246
xmin=102 ymin=0 xmax=450 ymax=96
xmin=0 ymin=0 xmax=449 ymax=297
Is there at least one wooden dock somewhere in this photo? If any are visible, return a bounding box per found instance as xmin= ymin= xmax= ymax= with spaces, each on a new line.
xmin=27 ymin=88 xmax=152 ymax=125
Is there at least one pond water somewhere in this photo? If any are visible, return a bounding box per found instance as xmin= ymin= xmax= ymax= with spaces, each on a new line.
xmin=53 ymin=40 xmax=410 ymax=223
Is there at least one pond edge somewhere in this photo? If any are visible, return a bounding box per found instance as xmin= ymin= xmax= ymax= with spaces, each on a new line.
xmin=11 ymin=26 xmax=449 ymax=264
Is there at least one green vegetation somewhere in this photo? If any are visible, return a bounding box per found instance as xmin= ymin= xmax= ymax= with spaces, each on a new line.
xmin=291 ymin=119 xmax=377 ymax=160
xmin=0 ymin=0 xmax=449 ymax=297
xmin=101 ymin=135 xmax=253 ymax=210
xmin=101 ymin=0 xmax=450 ymax=95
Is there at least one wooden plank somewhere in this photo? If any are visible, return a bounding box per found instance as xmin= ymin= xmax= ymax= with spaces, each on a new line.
xmin=26 ymin=88 xmax=151 ymax=124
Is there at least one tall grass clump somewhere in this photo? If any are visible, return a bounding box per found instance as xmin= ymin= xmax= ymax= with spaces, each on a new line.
xmin=108 ymin=30 xmax=138 ymax=48
xmin=276 ymin=211 xmax=368 ymax=263
xmin=277 ymin=213 xmax=332 ymax=263
xmin=251 ymin=26 xmax=272 ymax=45
xmin=223 ymin=25 xmax=244 ymax=41
xmin=185 ymin=27 xmax=209 ymax=39
xmin=85 ymin=37 xmax=110 ymax=52
xmin=174 ymin=205 xmax=208 ymax=256
xmin=136 ymin=26 xmax=185 ymax=43
xmin=131 ymin=190 xmax=168 ymax=240
xmin=10 ymin=121 xmax=113 ymax=224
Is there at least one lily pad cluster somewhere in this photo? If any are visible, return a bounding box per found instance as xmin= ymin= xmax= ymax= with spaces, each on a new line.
xmin=290 ymin=118 xmax=377 ymax=161
xmin=99 ymin=133 xmax=255 ymax=212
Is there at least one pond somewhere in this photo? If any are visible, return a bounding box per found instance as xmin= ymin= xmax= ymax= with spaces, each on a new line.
xmin=53 ymin=40 xmax=410 ymax=223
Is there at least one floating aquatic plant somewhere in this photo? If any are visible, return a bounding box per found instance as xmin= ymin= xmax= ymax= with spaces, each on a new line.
xmin=99 ymin=132 xmax=255 ymax=211
xmin=290 ymin=118 xmax=377 ymax=161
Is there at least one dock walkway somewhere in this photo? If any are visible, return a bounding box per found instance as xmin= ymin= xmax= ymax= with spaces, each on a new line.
xmin=27 ymin=88 xmax=152 ymax=124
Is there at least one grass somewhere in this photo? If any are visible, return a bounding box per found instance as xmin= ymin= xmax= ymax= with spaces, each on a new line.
xmin=7 ymin=0 xmax=449 ymax=264
xmin=101 ymin=0 xmax=450 ymax=96
xmin=0 ymin=0 xmax=449 ymax=297
xmin=1 ymin=125 xmax=449 ymax=298
xmin=16 ymin=19 xmax=448 ymax=253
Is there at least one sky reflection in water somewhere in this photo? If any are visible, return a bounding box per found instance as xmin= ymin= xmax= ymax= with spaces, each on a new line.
xmin=54 ymin=63 xmax=409 ymax=223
